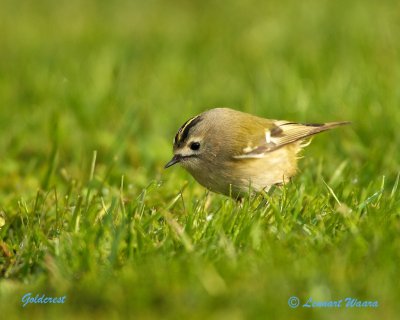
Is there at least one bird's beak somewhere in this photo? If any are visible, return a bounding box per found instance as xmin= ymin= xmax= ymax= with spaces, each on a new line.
xmin=164 ymin=154 xmax=181 ymax=169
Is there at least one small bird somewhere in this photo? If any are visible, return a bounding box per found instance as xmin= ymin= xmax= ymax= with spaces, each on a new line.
xmin=165 ymin=108 xmax=349 ymax=198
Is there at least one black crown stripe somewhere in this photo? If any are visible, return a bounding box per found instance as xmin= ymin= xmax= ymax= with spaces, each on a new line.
xmin=174 ymin=115 xmax=202 ymax=145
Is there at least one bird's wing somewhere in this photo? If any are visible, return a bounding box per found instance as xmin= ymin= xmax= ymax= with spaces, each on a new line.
xmin=233 ymin=120 xmax=350 ymax=159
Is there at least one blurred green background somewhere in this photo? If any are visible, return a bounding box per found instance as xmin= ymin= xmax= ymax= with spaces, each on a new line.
xmin=0 ymin=0 xmax=399 ymax=319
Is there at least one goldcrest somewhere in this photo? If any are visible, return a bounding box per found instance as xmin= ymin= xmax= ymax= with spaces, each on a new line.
xmin=165 ymin=108 xmax=349 ymax=198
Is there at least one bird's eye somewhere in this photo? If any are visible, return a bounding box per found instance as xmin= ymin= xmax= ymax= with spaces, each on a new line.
xmin=190 ymin=142 xmax=201 ymax=151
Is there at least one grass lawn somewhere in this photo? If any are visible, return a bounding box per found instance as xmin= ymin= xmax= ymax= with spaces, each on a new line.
xmin=0 ymin=0 xmax=399 ymax=319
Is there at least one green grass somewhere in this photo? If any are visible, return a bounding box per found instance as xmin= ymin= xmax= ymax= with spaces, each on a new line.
xmin=1 ymin=0 xmax=399 ymax=319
